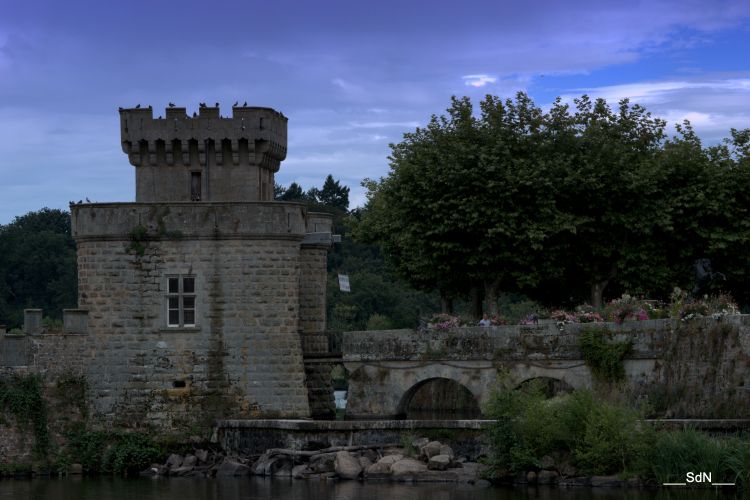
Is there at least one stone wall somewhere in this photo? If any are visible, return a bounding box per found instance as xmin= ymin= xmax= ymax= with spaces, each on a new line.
xmin=343 ymin=316 xmax=750 ymax=419
xmin=74 ymin=236 xmax=310 ymax=427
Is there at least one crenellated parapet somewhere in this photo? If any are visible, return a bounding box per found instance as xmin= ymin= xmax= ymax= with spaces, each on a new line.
xmin=119 ymin=104 xmax=288 ymax=202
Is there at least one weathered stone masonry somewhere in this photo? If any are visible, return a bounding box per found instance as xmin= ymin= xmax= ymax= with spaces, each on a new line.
xmin=0 ymin=104 xmax=336 ymax=429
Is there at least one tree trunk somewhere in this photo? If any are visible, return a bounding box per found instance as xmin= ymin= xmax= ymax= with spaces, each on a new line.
xmin=470 ymin=286 xmax=483 ymax=320
xmin=590 ymin=280 xmax=609 ymax=309
xmin=484 ymin=280 xmax=499 ymax=315
xmin=440 ymin=293 xmax=454 ymax=314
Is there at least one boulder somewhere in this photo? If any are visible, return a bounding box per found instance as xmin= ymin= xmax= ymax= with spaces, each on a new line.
xmin=292 ymin=464 xmax=309 ymax=479
xmin=439 ymin=445 xmax=454 ymax=459
xmin=309 ymin=453 xmax=336 ymax=473
xmin=251 ymin=453 xmax=273 ymax=475
xmin=526 ymin=470 xmax=537 ymax=484
xmin=411 ymin=437 xmax=430 ymax=449
xmin=365 ymin=461 xmax=392 ymax=478
xmin=590 ymin=475 xmax=623 ymax=488
xmin=251 ymin=455 xmax=292 ymax=476
xmin=194 ymin=449 xmax=209 ymax=463
xmin=391 ymin=458 xmax=427 ymax=478
xmin=217 ymin=459 xmax=250 ymax=477
xmin=169 ymin=465 xmax=195 ymax=476
xmin=182 ymin=454 xmax=198 ymax=467
xmin=537 ymin=470 xmax=559 ymax=484
xmin=358 ymin=456 xmax=373 ymax=470
xmin=273 ymin=460 xmax=293 ymax=477
xmin=361 ymin=448 xmax=379 ymax=464
xmin=69 ymin=463 xmax=83 ymax=475
xmin=334 ymin=451 xmax=362 ymax=480
xmin=420 ymin=441 xmax=442 ymax=460
xmin=427 ymin=454 xmax=451 ymax=471
xmin=165 ymin=454 xmax=183 ymax=469
xmin=377 ymin=454 xmax=403 ymax=466
xmin=558 ymin=462 xmax=577 ymax=477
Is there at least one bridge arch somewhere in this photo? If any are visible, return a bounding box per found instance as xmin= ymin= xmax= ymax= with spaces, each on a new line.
xmin=515 ymin=376 xmax=575 ymax=398
xmin=397 ymin=377 xmax=482 ymax=420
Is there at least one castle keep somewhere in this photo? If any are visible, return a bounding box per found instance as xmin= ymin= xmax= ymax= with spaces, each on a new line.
xmin=5 ymin=104 xmax=336 ymax=428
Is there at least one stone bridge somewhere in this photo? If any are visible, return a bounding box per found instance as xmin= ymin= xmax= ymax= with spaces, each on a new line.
xmin=341 ymin=316 xmax=750 ymax=420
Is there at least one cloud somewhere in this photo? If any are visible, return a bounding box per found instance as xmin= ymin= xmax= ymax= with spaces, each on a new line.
xmin=462 ymin=74 xmax=497 ymax=87
xmin=559 ymin=76 xmax=750 ymax=142
xmin=348 ymin=121 xmax=420 ymax=129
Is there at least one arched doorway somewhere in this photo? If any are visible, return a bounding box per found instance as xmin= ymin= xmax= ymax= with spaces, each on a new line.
xmin=398 ymin=377 xmax=481 ymax=419
xmin=515 ymin=377 xmax=574 ymax=398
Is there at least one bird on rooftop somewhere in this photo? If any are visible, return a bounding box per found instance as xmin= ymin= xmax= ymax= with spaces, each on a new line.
xmin=193 ymin=112 xmax=197 ymax=117
xmin=148 ymin=105 xmax=152 ymax=110
xmin=215 ymin=102 xmax=219 ymax=107
xmin=168 ymin=102 xmax=175 ymax=107
xmin=135 ymin=104 xmax=141 ymax=108
xmin=199 ymin=102 xmax=206 ymax=107
xmin=118 ymin=107 xmax=123 ymax=111
xmin=233 ymin=101 xmax=238 ymax=107
xmin=243 ymin=101 xmax=247 ymax=106
xmin=86 ymin=197 xmax=91 ymax=203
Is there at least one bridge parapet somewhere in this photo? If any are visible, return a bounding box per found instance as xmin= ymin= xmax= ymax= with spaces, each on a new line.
xmin=342 ymin=318 xmax=691 ymax=362
xmin=343 ymin=315 xmax=750 ymax=419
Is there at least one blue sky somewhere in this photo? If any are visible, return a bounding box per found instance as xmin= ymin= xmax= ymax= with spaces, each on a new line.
xmin=1 ymin=0 xmax=749 ymax=223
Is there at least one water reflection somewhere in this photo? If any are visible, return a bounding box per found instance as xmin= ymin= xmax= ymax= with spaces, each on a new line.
xmin=0 ymin=477 xmax=743 ymax=500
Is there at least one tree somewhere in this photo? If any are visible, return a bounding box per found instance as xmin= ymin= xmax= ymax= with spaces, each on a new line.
xmin=359 ymin=92 xmax=739 ymax=312
xmin=316 ymin=175 xmax=350 ymax=211
xmin=0 ymin=208 xmax=78 ymax=327
xmin=277 ymin=182 xmax=306 ymax=201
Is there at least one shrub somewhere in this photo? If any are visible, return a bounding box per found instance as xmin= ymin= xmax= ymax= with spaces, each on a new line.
xmin=484 ymin=385 xmax=649 ymax=476
xmin=573 ymin=401 xmax=650 ymax=475
xmin=0 ymin=374 xmax=49 ymax=457
xmin=366 ymin=313 xmax=393 ymax=330
xmin=643 ymin=429 xmax=750 ymax=488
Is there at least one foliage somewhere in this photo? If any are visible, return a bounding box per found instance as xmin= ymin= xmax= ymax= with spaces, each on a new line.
xmin=0 ymin=208 xmax=77 ymax=328
xmin=276 ymin=175 xmax=440 ymax=331
xmin=126 ymin=224 xmax=148 ymax=257
xmin=62 ymin=424 xmax=164 ymax=475
xmin=602 ymin=294 xmax=652 ymax=324
xmin=642 ymin=429 xmax=750 ymax=488
xmin=484 ymin=384 xmax=650 ymax=475
xmin=578 ymin=327 xmax=632 ymax=382
xmin=102 ymin=433 xmax=163 ymax=475
xmin=0 ymin=374 xmax=49 ymax=457
xmin=357 ymin=92 xmax=750 ymax=312
xmin=366 ymin=313 xmax=393 ymax=330
xmin=42 ymin=316 xmax=64 ymax=331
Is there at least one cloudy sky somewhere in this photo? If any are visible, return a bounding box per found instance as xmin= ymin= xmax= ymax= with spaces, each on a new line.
xmin=1 ymin=0 xmax=749 ymax=223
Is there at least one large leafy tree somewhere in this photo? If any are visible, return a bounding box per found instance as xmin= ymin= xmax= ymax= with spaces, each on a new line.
xmin=359 ymin=92 xmax=749 ymax=312
xmin=0 ymin=208 xmax=77 ymax=327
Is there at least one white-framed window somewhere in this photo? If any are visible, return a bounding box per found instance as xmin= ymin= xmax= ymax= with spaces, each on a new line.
xmin=166 ymin=275 xmax=196 ymax=327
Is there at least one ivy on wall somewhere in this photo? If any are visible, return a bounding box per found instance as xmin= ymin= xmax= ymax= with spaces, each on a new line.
xmin=578 ymin=327 xmax=632 ymax=382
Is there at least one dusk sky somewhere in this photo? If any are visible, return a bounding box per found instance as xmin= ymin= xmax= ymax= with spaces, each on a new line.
xmin=1 ymin=0 xmax=750 ymax=223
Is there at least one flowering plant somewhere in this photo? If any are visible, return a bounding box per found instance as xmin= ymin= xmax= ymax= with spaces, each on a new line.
xmin=427 ymin=313 xmax=460 ymax=330
xmin=604 ymin=294 xmax=652 ymax=324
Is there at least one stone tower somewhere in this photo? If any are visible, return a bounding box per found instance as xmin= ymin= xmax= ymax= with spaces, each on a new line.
xmin=68 ymin=104 xmax=334 ymax=428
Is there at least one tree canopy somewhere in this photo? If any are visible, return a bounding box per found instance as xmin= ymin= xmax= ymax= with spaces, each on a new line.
xmin=357 ymin=92 xmax=750 ymax=313
xmin=0 ymin=208 xmax=78 ymax=327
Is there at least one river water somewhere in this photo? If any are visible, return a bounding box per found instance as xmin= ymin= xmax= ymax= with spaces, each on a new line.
xmin=0 ymin=478 xmax=741 ymax=500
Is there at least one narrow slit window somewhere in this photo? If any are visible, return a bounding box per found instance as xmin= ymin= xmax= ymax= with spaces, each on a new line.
xmin=191 ymin=172 xmax=202 ymax=201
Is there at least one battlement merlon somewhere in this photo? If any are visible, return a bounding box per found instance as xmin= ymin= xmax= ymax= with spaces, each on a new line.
xmin=119 ymin=105 xmax=288 ymax=172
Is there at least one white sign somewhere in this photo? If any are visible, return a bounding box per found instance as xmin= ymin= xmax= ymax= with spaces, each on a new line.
xmin=338 ymin=274 xmax=351 ymax=292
